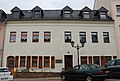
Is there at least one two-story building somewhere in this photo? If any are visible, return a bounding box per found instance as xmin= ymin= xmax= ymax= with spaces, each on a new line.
xmin=2 ymin=6 xmax=118 ymax=72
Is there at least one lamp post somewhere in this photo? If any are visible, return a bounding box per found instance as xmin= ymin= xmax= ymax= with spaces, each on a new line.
xmin=71 ymin=38 xmax=85 ymax=65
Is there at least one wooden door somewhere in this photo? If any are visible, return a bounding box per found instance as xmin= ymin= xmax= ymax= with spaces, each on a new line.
xmin=64 ymin=55 xmax=73 ymax=70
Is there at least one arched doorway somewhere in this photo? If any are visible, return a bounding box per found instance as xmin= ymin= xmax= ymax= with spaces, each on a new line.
xmin=7 ymin=56 xmax=15 ymax=75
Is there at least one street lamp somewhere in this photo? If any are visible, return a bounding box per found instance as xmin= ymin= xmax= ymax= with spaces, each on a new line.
xmin=71 ymin=38 xmax=86 ymax=65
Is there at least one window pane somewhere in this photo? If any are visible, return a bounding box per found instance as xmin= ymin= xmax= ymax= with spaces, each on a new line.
xmin=93 ymin=56 xmax=99 ymax=65
xmin=65 ymin=31 xmax=71 ymax=43
xmin=32 ymin=56 xmax=37 ymax=67
xmin=10 ymin=32 xmax=16 ymax=42
xmin=91 ymin=32 xmax=98 ymax=43
xmin=79 ymin=32 xmax=86 ymax=43
xmin=32 ymin=32 xmax=39 ymax=42
xmin=44 ymin=56 xmax=50 ymax=68
xmin=44 ymin=32 xmax=51 ymax=42
xmin=83 ymin=12 xmax=90 ymax=18
xmin=20 ymin=56 xmax=26 ymax=67
xmin=64 ymin=11 xmax=71 ymax=18
xmin=103 ymin=32 xmax=110 ymax=43
xmin=81 ymin=56 xmax=87 ymax=64
xmin=116 ymin=5 xmax=120 ymax=15
xmin=21 ymin=32 xmax=27 ymax=42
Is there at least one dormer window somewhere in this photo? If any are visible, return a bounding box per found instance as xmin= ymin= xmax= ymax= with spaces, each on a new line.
xmin=100 ymin=12 xmax=107 ymax=19
xmin=34 ymin=11 xmax=41 ymax=18
xmin=64 ymin=11 xmax=71 ymax=18
xmin=83 ymin=12 xmax=90 ymax=18
xmin=12 ymin=11 xmax=20 ymax=19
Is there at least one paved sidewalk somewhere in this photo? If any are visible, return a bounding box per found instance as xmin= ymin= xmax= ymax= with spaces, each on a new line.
xmin=14 ymin=77 xmax=62 ymax=81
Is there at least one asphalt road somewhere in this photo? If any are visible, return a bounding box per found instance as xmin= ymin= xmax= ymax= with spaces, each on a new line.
xmin=13 ymin=78 xmax=120 ymax=81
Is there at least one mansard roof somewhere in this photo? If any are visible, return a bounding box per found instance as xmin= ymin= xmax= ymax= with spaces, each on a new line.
xmin=5 ymin=6 xmax=113 ymax=21
xmin=0 ymin=10 xmax=6 ymax=22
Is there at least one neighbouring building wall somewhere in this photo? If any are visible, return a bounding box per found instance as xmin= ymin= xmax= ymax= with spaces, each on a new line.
xmin=3 ymin=20 xmax=117 ymax=72
xmin=0 ymin=23 xmax=6 ymax=66
xmin=94 ymin=0 xmax=120 ymax=58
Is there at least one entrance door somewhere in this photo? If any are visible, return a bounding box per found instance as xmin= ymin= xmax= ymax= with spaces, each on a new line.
xmin=64 ymin=55 xmax=73 ymax=70
xmin=7 ymin=56 xmax=15 ymax=75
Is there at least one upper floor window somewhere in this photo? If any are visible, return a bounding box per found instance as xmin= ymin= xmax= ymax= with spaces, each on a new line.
xmin=83 ymin=12 xmax=90 ymax=18
xmin=34 ymin=11 xmax=41 ymax=18
xmin=79 ymin=32 xmax=86 ymax=43
xmin=116 ymin=5 xmax=120 ymax=15
xmin=64 ymin=11 xmax=71 ymax=18
xmin=44 ymin=32 xmax=51 ymax=42
xmin=21 ymin=32 xmax=27 ymax=42
xmin=10 ymin=32 xmax=16 ymax=42
xmin=91 ymin=32 xmax=98 ymax=43
xmin=65 ymin=31 xmax=71 ymax=43
xmin=100 ymin=12 xmax=107 ymax=19
xmin=12 ymin=11 xmax=20 ymax=19
xmin=103 ymin=32 xmax=110 ymax=43
xmin=32 ymin=32 xmax=39 ymax=42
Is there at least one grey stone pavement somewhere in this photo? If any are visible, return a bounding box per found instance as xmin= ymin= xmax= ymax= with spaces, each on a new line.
xmin=13 ymin=77 xmax=120 ymax=81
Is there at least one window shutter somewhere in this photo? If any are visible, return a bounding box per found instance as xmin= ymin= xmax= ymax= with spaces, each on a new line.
xmin=51 ymin=56 xmax=55 ymax=69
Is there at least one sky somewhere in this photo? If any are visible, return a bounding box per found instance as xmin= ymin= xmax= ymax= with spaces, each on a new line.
xmin=0 ymin=0 xmax=95 ymax=13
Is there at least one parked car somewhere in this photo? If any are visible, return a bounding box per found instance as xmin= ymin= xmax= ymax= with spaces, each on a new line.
xmin=0 ymin=67 xmax=13 ymax=81
xmin=103 ymin=59 xmax=120 ymax=78
xmin=61 ymin=64 xmax=111 ymax=81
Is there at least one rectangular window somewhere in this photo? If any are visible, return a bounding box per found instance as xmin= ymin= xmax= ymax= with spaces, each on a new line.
xmin=83 ymin=12 xmax=90 ymax=18
xmin=27 ymin=56 xmax=31 ymax=69
xmin=93 ymin=56 xmax=99 ymax=65
xmin=105 ymin=56 xmax=112 ymax=63
xmin=81 ymin=56 xmax=87 ymax=64
xmin=32 ymin=56 xmax=37 ymax=67
xmin=20 ymin=56 xmax=26 ymax=67
xmin=100 ymin=12 xmax=106 ymax=19
xmin=34 ymin=11 xmax=40 ymax=18
xmin=15 ymin=56 xmax=19 ymax=68
xmin=44 ymin=56 xmax=50 ymax=68
xmin=12 ymin=12 xmax=20 ymax=19
xmin=10 ymin=32 xmax=16 ymax=42
xmin=51 ymin=56 xmax=55 ymax=69
xmin=44 ymin=32 xmax=51 ymax=42
xmin=79 ymin=32 xmax=86 ymax=43
xmin=88 ymin=56 xmax=92 ymax=64
xmin=32 ymin=32 xmax=39 ymax=42
xmin=21 ymin=32 xmax=27 ymax=42
xmin=103 ymin=32 xmax=110 ymax=43
xmin=64 ymin=11 xmax=71 ymax=18
xmin=39 ymin=56 xmax=42 ymax=68
xmin=91 ymin=32 xmax=98 ymax=43
xmin=116 ymin=5 xmax=120 ymax=15
xmin=65 ymin=31 xmax=71 ymax=43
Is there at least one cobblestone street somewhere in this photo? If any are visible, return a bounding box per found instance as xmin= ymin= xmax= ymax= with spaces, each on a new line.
xmin=13 ymin=77 xmax=120 ymax=81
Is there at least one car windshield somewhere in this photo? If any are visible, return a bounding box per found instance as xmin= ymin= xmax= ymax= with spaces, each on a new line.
xmin=0 ymin=68 xmax=10 ymax=72
xmin=91 ymin=64 xmax=102 ymax=69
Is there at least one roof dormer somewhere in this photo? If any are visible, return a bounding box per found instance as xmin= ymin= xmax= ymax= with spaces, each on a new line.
xmin=0 ymin=10 xmax=6 ymax=20
xmin=79 ymin=6 xmax=92 ymax=19
xmin=61 ymin=6 xmax=73 ymax=18
xmin=95 ymin=7 xmax=108 ymax=19
xmin=11 ymin=6 xmax=24 ymax=19
xmin=32 ymin=6 xmax=43 ymax=19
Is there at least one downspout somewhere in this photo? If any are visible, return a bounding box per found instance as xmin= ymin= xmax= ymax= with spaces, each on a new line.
xmin=1 ymin=19 xmax=7 ymax=67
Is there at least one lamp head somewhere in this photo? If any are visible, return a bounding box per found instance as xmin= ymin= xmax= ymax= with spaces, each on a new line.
xmin=71 ymin=41 xmax=75 ymax=47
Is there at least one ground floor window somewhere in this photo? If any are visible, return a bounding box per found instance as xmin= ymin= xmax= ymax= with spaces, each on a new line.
xmin=11 ymin=56 xmax=55 ymax=69
xmin=81 ymin=56 xmax=87 ymax=64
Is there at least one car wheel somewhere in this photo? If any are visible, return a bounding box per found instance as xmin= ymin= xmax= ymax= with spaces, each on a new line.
xmin=85 ymin=75 xmax=92 ymax=81
xmin=61 ymin=75 xmax=66 ymax=81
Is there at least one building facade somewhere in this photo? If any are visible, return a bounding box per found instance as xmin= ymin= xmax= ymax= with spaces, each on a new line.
xmin=0 ymin=10 xmax=6 ymax=66
xmin=94 ymin=0 xmax=120 ymax=58
xmin=2 ymin=6 xmax=118 ymax=72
